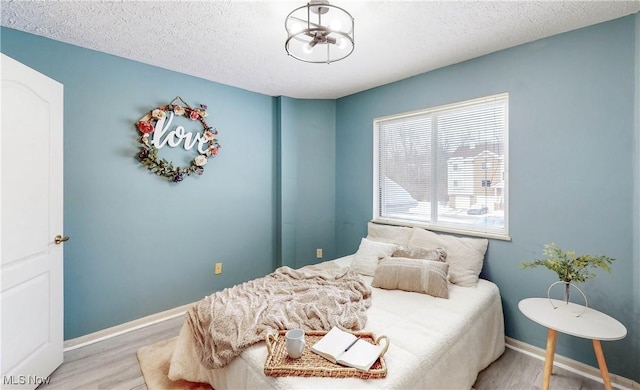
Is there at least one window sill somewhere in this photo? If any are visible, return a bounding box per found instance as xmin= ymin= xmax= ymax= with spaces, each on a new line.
xmin=372 ymin=217 xmax=512 ymax=241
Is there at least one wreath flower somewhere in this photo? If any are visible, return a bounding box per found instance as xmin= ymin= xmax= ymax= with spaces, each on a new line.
xmin=136 ymin=120 xmax=154 ymax=134
xmin=189 ymin=109 xmax=201 ymax=121
xmin=194 ymin=155 xmax=208 ymax=166
xmin=152 ymin=109 xmax=166 ymax=120
xmin=173 ymin=105 xmax=185 ymax=116
xmin=136 ymin=98 xmax=220 ymax=183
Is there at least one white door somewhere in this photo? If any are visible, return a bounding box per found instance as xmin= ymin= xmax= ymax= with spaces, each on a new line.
xmin=1 ymin=53 xmax=64 ymax=389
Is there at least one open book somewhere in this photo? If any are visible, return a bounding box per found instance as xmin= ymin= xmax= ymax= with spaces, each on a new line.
xmin=310 ymin=327 xmax=389 ymax=372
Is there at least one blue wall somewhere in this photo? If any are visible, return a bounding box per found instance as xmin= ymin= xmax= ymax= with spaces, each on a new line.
xmin=0 ymin=28 xmax=336 ymax=339
xmin=335 ymin=15 xmax=639 ymax=381
xmin=278 ymin=97 xmax=336 ymax=269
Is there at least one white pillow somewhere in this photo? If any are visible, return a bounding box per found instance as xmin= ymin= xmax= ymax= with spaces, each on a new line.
xmin=408 ymin=228 xmax=488 ymax=287
xmin=366 ymin=222 xmax=413 ymax=247
xmin=350 ymin=238 xmax=397 ymax=276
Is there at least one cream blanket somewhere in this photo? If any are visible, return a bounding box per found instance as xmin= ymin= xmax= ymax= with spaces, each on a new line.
xmin=186 ymin=263 xmax=372 ymax=369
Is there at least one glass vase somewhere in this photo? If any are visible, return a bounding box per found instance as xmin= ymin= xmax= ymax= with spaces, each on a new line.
xmin=547 ymin=281 xmax=588 ymax=317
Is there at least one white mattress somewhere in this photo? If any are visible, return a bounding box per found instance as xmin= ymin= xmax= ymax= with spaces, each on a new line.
xmin=169 ymin=255 xmax=505 ymax=389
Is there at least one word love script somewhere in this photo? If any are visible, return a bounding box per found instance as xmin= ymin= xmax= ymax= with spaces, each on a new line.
xmin=151 ymin=112 xmax=209 ymax=154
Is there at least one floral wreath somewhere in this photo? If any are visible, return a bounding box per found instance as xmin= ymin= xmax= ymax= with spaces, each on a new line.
xmin=135 ymin=96 xmax=220 ymax=183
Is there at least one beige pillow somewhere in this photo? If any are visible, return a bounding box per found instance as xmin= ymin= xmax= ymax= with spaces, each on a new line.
xmin=392 ymin=246 xmax=447 ymax=262
xmin=350 ymin=237 xmax=397 ymax=276
xmin=408 ymin=227 xmax=488 ymax=287
xmin=366 ymin=222 xmax=413 ymax=247
xmin=372 ymin=257 xmax=449 ymax=298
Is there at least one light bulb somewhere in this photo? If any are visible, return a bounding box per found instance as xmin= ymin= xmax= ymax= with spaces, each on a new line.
xmin=303 ymin=43 xmax=314 ymax=54
xmin=336 ymin=38 xmax=348 ymax=50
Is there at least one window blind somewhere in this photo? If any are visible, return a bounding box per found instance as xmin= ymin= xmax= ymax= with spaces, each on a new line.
xmin=374 ymin=93 xmax=509 ymax=239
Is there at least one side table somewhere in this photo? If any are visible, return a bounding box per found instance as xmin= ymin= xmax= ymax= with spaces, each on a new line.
xmin=518 ymin=298 xmax=627 ymax=390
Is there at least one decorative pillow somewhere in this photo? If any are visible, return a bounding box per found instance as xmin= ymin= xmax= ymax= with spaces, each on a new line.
xmin=408 ymin=227 xmax=488 ymax=287
xmin=372 ymin=257 xmax=449 ymax=298
xmin=350 ymin=238 xmax=397 ymax=276
xmin=366 ymin=222 xmax=413 ymax=247
xmin=392 ymin=246 xmax=447 ymax=262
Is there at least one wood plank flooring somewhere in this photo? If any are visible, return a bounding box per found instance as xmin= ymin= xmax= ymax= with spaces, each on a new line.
xmin=474 ymin=347 xmax=604 ymax=390
xmin=39 ymin=316 xmax=606 ymax=390
xmin=39 ymin=316 xmax=184 ymax=390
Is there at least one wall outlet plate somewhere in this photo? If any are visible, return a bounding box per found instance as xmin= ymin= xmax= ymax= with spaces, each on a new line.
xmin=316 ymin=248 xmax=323 ymax=258
xmin=214 ymin=262 xmax=222 ymax=275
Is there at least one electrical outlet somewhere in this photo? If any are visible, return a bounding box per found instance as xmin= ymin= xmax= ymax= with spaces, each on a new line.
xmin=316 ymin=248 xmax=323 ymax=259
xmin=214 ymin=262 xmax=222 ymax=275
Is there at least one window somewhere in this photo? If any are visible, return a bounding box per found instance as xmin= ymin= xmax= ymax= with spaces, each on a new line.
xmin=373 ymin=93 xmax=509 ymax=239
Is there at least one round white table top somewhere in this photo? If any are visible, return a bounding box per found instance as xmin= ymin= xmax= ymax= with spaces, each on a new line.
xmin=518 ymin=298 xmax=627 ymax=341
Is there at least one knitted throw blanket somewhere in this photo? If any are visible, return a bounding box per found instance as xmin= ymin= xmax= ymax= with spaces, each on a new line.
xmin=186 ymin=264 xmax=372 ymax=369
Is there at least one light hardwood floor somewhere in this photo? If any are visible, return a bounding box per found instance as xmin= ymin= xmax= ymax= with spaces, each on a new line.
xmin=474 ymin=346 xmax=605 ymax=390
xmin=39 ymin=316 xmax=606 ymax=390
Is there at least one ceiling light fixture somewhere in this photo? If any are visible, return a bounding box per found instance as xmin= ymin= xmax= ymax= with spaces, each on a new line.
xmin=285 ymin=0 xmax=354 ymax=64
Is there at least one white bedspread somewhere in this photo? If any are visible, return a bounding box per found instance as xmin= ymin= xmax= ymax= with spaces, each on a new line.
xmin=169 ymin=256 xmax=505 ymax=389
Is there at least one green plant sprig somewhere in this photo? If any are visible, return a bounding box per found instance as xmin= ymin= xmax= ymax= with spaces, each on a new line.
xmin=521 ymin=243 xmax=614 ymax=283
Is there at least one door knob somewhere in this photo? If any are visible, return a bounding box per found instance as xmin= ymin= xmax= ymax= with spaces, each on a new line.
xmin=54 ymin=235 xmax=70 ymax=245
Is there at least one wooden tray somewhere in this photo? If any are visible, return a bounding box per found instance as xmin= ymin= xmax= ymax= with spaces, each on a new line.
xmin=263 ymin=330 xmax=387 ymax=379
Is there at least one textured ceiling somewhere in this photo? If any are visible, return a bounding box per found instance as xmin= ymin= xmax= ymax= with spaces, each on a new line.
xmin=1 ymin=1 xmax=639 ymax=99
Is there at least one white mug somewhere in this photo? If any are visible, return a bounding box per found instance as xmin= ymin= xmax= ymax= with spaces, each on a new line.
xmin=285 ymin=328 xmax=305 ymax=359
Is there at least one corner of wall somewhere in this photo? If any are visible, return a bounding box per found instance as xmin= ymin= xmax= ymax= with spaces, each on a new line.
xmin=274 ymin=96 xmax=283 ymax=270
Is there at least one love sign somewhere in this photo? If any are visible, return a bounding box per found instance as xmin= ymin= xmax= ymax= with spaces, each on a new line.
xmin=152 ymin=113 xmax=210 ymax=154
xmin=135 ymin=97 xmax=220 ymax=183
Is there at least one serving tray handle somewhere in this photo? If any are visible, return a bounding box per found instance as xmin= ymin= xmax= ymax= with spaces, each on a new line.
xmin=265 ymin=332 xmax=277 ymax=357
xmin=375 ymin=335 xmax=390 ymax=357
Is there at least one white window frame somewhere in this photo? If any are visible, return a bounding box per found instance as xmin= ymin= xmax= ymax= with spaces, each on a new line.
xmin=373 ymin=93 xmax=510 ymax=240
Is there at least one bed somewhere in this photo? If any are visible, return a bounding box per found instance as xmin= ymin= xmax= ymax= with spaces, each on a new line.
xmin=168 ymin=223 xmax=505 ymax=389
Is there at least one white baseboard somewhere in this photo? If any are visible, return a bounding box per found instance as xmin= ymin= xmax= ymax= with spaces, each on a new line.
xmin=505 ymin=337 xmax=639 ymax=390
xmin=63 ymin=302 xmax=194 ymax=351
